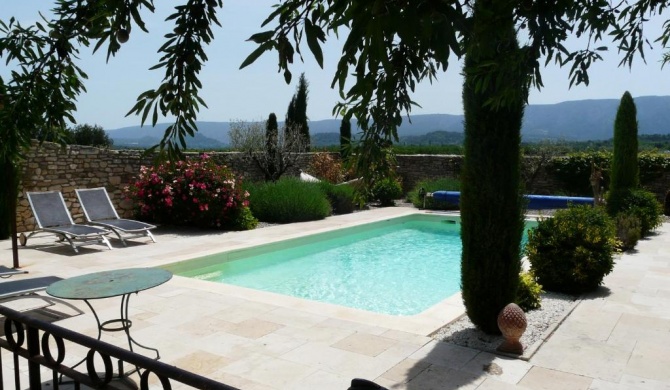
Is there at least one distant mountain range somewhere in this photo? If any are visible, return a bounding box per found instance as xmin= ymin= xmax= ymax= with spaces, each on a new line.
xmin=107 ymin=95 xmax=670 ymax=148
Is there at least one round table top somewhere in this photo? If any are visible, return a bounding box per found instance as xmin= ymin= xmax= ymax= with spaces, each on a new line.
xmin=46 ymin=268 xmax=172 ymax=300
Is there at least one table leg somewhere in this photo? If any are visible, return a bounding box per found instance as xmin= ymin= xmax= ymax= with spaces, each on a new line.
xmin=120 ymin=293 xmax=161 ymax=360
xmin=64 ymin=296 xmax=161 ymax=383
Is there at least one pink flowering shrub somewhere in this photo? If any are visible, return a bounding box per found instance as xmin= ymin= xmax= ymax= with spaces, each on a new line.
xmin=125 ymin=155 xmax=257 ymax=230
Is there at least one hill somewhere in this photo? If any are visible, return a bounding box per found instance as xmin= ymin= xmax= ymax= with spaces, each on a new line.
xmin=107 ymin=95 xmax=670 ymax=147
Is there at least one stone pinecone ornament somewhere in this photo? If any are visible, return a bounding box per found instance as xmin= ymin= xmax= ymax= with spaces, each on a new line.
xmin=496 ymin=303 xmax=527 ymax=355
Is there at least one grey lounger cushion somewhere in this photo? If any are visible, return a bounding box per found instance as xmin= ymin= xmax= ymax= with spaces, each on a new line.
xmin=0 ymin=276 xmax=63 ymax=299
xmin=76 ymin=187 xmax=156 ymax=246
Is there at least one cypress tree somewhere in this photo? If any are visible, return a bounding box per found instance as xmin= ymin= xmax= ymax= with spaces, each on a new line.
xmin=460 ymin=5 xmax=527 ymax=334
xmin=285 ymin=73 xmax=310 ymax=149
xmin=339 ymin=116 xmax=352 ymax=159
xmin=285 ymin=95 xmax=297 ymax=136
xmin=609 ymin=91 xmax=639 ymax=203
xmin=265 ymin=113 xmax=279 ymax=181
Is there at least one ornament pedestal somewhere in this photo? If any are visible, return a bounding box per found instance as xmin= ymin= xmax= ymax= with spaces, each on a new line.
xmin=497 ymin=303 xmax=527 ymax=355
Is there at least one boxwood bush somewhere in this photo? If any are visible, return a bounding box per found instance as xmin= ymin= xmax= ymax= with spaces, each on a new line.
xmin=371 ymin=177 xmax=403 ymax=206
xmin=319 ymin=182 xmax=356 ymax=214
xmin=607 ymin=188 xmax=662 ymax=236
xmin=526 ymin=205 xmax=617 ymax=294
xmin=246 ymin=177 xmax=332 ymax=223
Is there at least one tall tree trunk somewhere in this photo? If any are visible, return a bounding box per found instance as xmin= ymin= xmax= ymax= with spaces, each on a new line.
xmin=460 ymin=0 xmax=528 ymax=334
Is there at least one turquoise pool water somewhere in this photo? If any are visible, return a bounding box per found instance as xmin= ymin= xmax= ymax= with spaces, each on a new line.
xmin=167 ymin=215 xmax=532 ymax=316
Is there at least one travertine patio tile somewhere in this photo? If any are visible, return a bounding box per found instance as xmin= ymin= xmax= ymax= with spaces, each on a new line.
xmin=252 ymin=332 xmax=308 ymax=356
xmin=188 ymin=330 xmax=259 ymax=359
xmin=257 ymin=307 xmax=328 ymax=329
xmin=616 ymin=312 xmax=670 ymax=331
xmin=317 ymin=317 xmax=389 ymax=335
xmin=331 ymin=332 xmax=398 ymax=357
xmin=290 ymin=369 xmax=352 ymax=390
xmin=460 ymin=352 xmax=533 ymax=384
xmin=518 ymin=367 xmax=592 ymax=390
xmin=531 ymin=335 xmax=632 ymax=382
xmin=375 ymin=340 xmax=426 ymax=364
xmin=477 ymin=377 xmax=533 ymax=390
xmin=600 ymin=300 xmax=654 ymax=317
xmin=556 ymin=307 xmax=621 ymax=341
xmin=224 ymin=318 xmax=284 ymax=339
xmin=381 ymin=329 xmax=432 ymax=346
xmin=409 ymin=340 xmax=479 ymax=370
xmin=207 ymin=369 xmax=277 ymax=390
xmin=144 ymin=304 xmax=216 ymax=327
xmin=624 ymin=340 xmax=670 ymax=382
xmin=169 ymin=351 xmax=232 ymax=376
xmin=210 ymin=301 xmax=278 ymax=323
xmin=221 ymin=353 xmax=316 ymax=388
xmin=607 ymin=313 xmax=670 ymax=346
xmin=378 ymin=357 xmax=431 ymax=384
xmin=590 ymin=374 xmax=670 ymax=390
xmin=405 ymin=364 xmax=483 ymax=390
xmin=273 ymin=323 xmax=355 ymax=344
xmin=280 ymin=342 xmax=397 ymax=379
xmin=175 ymin=315 xmax=236 ymax=337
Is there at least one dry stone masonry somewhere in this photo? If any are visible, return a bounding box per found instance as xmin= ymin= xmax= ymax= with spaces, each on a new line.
xmin=15 ymin=142 xmax=670 ymax=233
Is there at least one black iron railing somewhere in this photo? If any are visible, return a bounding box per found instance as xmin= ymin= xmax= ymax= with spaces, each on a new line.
xmin=0 ymin=304 xmax=239 ymax=389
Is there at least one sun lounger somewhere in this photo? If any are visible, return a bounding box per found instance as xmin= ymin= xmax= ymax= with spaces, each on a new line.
xmin=23 ymin=191 xmax=112 ymax=253
xmin=75 ymin=187 xmax=156 ymax=246
xmin=0 ymin=276 xmax=62 ymax=300
xmin=0 ymin=266 xmax=28 ymax=279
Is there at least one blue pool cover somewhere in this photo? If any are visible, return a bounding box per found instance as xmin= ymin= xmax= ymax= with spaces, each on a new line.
xmin=430 ymin=191 xmax=594 ymax=210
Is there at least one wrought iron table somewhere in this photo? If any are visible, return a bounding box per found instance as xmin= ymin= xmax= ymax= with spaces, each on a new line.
xmin=46 ymin=268 xmax=172 ymax=361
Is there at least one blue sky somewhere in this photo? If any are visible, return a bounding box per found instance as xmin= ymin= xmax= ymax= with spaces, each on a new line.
xmin=2 ymin=1 xmax=669 ymax=130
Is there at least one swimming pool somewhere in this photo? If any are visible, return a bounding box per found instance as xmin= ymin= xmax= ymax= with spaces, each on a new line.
xmin=165 ymin=214 xmax=532 ymax=316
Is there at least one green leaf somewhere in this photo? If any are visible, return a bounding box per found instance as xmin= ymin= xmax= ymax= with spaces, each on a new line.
xmin=304 ymin=20 xmax=324 ymax=68
xmin=283 ymin=68 xmax=292 ymax=84
xmin=247 ymin=30 xmax=274 ymax=44
xmin=240 ymin=42 xmax=271 ymax=69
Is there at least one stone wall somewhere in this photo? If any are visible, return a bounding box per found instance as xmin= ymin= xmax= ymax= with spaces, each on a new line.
xmin=15 ymin=143 xmax=670 ymax=232
xmin=15 ymin=142 xmax=313 ymax=232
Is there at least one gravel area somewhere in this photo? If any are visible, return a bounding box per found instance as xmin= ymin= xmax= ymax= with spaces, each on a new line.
xmin=431 ymin=292 xmax=578 ymax=356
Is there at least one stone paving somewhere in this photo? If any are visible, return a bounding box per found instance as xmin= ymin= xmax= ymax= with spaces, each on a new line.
xmin=1 ymin=207 xmax=669 ymax=389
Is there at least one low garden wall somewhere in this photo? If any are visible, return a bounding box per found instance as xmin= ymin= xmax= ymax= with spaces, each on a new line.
xmin=15 ymin=142 xmax=670 ymax=232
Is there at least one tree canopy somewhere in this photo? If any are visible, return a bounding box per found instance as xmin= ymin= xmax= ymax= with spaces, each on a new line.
xmin=0 ymin=0 xmax=666 ymax=162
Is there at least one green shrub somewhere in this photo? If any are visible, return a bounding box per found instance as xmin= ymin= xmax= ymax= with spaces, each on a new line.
xmin=319 ymin=182 xmax=356 ymax=214
xmin=408 ymin=178 xmax=461 ymax=210
xmin=665 ymin=190 xmax=670 ymax=216
xmin=607 ymin=188 xmax=662 ymax=236
xmin=372 ymin=177 xmax=403 ymax=206
xmin=246 ymin=177 xmax=331 ymax=223
xmin=516 ymin=271 xmax=543 ymax=311
xmin=526 ymin=205 xmax=617 ymax=294
xmin=614 ymin=211 xmax=641 ymax=251
xmin=229 ymin=206 xmax=259 ymax=230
